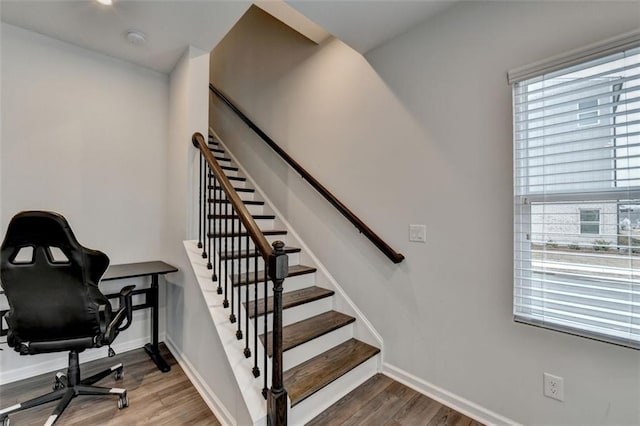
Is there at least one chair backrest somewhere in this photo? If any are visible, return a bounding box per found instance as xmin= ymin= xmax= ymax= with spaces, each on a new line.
xmin=0 ymin=211 xmax=110 ymax=345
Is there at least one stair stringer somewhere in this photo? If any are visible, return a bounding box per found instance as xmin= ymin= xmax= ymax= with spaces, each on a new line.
xmin=210 ymin=128 xmax=384 ymax=360
xmin=183 ymin=240 xmax=268 ymax=426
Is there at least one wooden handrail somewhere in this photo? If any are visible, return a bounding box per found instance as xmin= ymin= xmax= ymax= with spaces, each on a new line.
xmin=192 ymin=132 xmax=273 ymax=260
xmin=193 ymin=131 xmax=289 ymax=425
xmin=209 ymin=84 xmax=405 ymax=264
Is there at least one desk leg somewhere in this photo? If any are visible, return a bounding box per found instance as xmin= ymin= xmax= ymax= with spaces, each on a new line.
xmin=144 ymin=274 xmax=171 ymax=372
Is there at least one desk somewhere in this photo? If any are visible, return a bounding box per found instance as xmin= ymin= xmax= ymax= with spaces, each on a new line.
xmin=0 ymin=260 xmax=177 ymax=374
xmin=102 ymin=261 xmax=177 ymax=373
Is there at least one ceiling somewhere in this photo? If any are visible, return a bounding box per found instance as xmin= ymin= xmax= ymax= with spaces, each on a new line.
xmin=286 ymin=0 xmax=458 ymax=54
xmin=0 ymin=0 xmax=457 ymax=74
xmin=0 ymin=0 xmax=251 ymax=74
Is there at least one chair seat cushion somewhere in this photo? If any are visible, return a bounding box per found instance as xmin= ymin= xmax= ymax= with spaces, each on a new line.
xmin=16 ymin=336 xmax=94 ymax=355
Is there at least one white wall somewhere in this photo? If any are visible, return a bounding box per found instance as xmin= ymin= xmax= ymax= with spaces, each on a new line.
xmin=0 ymin=23 xmax=169 ymax=382
xmin=0 ymin=20 xmax=3 ymax=235
xmin=210 ymin=3 xmax=640 ymax=425
xmin=165 ymin=47 xmax=252 ymax=425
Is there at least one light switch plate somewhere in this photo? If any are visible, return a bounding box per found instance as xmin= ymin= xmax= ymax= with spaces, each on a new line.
xmin=409 ymin=224 xmax=426 ymax=243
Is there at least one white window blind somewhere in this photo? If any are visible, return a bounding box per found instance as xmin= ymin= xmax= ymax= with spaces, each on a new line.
xmin=513 ymin=43 xmax=640 ymax=349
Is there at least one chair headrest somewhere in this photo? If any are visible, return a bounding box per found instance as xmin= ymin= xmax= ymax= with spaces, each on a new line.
xmin=2 ymin=211 xmax=80 ymax=253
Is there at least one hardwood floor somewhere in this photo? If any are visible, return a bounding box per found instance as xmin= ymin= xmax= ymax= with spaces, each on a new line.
xmin=2 ymin=347 xmax=482 ymax=426
xmin=0 ymin=344 xmax=221 ymax=425
xmin=306 ymin=374 xmax=484 ymax=426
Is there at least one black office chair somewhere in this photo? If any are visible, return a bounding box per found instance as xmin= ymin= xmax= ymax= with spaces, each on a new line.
xmin=0 ymin=211 xmax=135 ymax=426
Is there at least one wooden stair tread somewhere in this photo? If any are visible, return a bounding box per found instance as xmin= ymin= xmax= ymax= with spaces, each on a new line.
xmin=260 ymin=311 xmax=355 ymax=356
xmin=208 ymin=185 xmax=254 ymax=193
xmin=221 ymin=165 xmax=238 ymax=172
xmin=208 ymin=214 xmax=274 ymax=220
xmin=214 ymin=156 xmax=231 ymax=163
xmin=232 ymin=264 xmax=316 ymax=286
xmin=245 ymin=286 xmax=334 ymax=318
xmin=214 ymin=229 xmax=287 ymax=238
xmin=228 ymin=176 xmax=246 ymax=182
xmin=284 ymin=339 xmax=380 ymax=407
xmin=220 ymin=246 xmax=299 ymax=261
xmin=208 ymin=199 xmax=264 ymax=206
xmin=209 ymin=147 xmax=225 ymax=154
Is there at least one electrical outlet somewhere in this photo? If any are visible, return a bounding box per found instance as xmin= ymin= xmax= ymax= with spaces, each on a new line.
xmin=409 ymin=224 xmax=426 ymax=243
xmin=544 ymin=373 xmax=564 ymax=402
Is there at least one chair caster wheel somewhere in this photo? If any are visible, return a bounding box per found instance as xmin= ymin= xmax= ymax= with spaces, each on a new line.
xmin=117 ymin=393 xmax=129 ymax=409
xmin=53 ymin=373 xmax=67 ymax=390
xmin=114 ymin=367 xmax=124 ymax=381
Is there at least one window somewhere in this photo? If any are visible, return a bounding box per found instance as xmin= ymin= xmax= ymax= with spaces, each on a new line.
xmin=512 ymin=35 xmax=640 ymax=349
xmin=580 ymin=209 xmax=600 ymax=234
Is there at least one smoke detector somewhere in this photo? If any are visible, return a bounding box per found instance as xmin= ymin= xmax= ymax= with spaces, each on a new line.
xmin=125 ymin=30 xmax=146 ymax=45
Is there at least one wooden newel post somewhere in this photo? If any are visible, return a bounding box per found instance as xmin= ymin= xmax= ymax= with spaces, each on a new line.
xmin=267 ymin=240 xmax=288 ymax=426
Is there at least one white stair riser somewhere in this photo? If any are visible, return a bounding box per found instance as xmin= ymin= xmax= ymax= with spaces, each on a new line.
xmin=214 ymin=189 xmax=254 ymax=201
xmin=224 ymin=273 xmax=318 ymax=309
xmin=213 ymin=158 xmax=233 ymax=166
xmin=255 ymin=297 xmax=332 ymax=335
xmin=207 ymin=220 xmax=275 ymax=233
xmin=285 ymin=271 xmax=316 ymax=288
xmin=288 ymin=355 xmax=380 ymax=426
xmin=209 ymin=202 xmax=263 ymax=216
xmin=223 ymin=252 xmax=300 ymax=274
xmin=195 ymin=249 xmax=303 ymax=285
xmin=229 ymin=180 xmax=247 ymax=189
xmin=282 ymin=323 xmax=353 ymax=371
xmin=213 ymin=234 xmax=287 ymax=251
xmin=211 ymin=218 xmax=274 ymax=231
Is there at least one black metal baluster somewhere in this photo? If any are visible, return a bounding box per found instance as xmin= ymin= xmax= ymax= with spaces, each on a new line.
xmin=212 ymin=176 xmax=218 ymax=282
xmin=253 ymin=252 xmax=260 ymax=377
xmin=201 ymin=162 xmax=208 ymax=259
xmin=207 ymin=172 xmax=213 ymax=270
xmin=262 ymin=259 xmax=268 ymax=399
xmin=236 ymin=226 xmax=243 ymax=341
xmin=198 ymin=154 xmax=203 ymax=249
xmin=223 ymin=200 xmax=229 ymax=308
xmin=216 ymin=189 xmax=223 ymax=294
xmin=229 ymin=206 xmax=236 ymax=323
xmin=244 ymin=234 xmax=251 ymax=357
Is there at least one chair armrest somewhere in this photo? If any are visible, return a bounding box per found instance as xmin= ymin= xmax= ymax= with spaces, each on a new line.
xmin=117 ymin=285 xmax=135 ymax=332
xmin=102 ymin=285 xmax=136 ymax=344
xmin=98 ymin=304 xmax=108 ymax=335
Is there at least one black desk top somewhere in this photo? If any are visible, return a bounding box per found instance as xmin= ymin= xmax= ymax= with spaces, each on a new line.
xmin=102 ymin=261 xmax=178 ymax=281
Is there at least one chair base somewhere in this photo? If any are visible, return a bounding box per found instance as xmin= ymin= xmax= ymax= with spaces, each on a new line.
xmin=0 ymin=350 xmax=128 ymax=426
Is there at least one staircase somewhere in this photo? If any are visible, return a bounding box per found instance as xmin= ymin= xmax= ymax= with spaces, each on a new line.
xmin=185 ymin=132 xmax=382 ymax=425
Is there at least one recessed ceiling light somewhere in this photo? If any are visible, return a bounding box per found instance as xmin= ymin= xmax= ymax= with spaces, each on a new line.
xmin=96 ymin=0 xmax=112 ymax=5
xmin=125 ymin=30 xmax=146 ymax=45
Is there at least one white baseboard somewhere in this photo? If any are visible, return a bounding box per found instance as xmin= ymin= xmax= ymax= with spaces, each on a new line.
xmin=382 ymin=363 xmax=521 ymax=426
xmin=0 ymin=333 xmax=163 ymax=385
xmin=164 ymin=335 xmax=235 ymax=426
